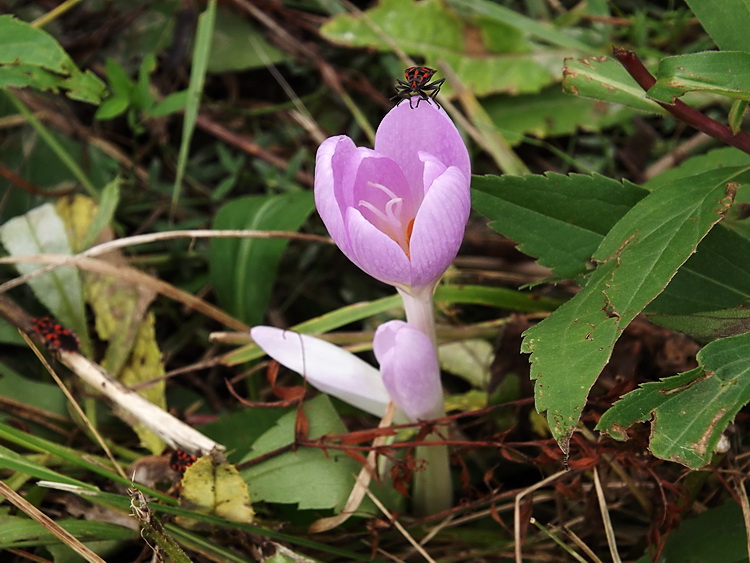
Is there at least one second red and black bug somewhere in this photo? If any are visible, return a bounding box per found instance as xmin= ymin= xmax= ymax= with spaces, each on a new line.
xmin=169 ymin=449 xmax=198 ymax=475
xmin=31 ymin=317 xmax=80 ymax=353
xmin=392 ymin=66 xmax=446 ymax=109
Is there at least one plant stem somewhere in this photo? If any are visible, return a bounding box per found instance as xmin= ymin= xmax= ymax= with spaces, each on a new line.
xmin=613 ymin=47 xmax=750 ymax=156
xmin=398 ymin=285 xmax=452 ymax=514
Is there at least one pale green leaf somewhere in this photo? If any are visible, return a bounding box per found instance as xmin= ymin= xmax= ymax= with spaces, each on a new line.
xmin=0 ymin=203 xmax=87 ymax=339
xmin=438 ymin=339 xmax=493 ymax=388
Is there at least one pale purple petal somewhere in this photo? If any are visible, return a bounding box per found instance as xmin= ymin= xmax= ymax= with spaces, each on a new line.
xmin=374 ymin=321 xmax=444 ymax=422
xmin=375 ymin=103 xmax=470 ymax=191
xmin=345 ymin=207 xmax=412 ymax=287
xmin=419 ymin=151 xmax=448 ymax=195
xmin=315 ymin=136 xmax=375 ymax=257
xmin=409 ymin=166 xmax=471 ymax=288
xmin=251 ymin=326 xmax=390 ymax=418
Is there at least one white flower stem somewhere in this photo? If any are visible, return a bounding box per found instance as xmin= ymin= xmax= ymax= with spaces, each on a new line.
xmin=397 ymin=285 xmax=452 ymax=515
xmin=397 ymin=286 xmax=437 ymax=346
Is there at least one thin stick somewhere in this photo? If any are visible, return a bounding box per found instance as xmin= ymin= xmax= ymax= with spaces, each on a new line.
xmin=0 ymin=228 xmax=331 ymax=296
xmin=514 ymin=470 xmax=568 ymax=562
xmin=361 ymin=476 xmax=436 ymax=563
xmin=593 ymin=466 xmax=621 ymax=563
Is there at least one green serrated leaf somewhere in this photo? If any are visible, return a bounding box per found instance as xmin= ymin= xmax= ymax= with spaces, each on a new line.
xmin=563 ymin=56 xmax=667 ymax=114
xmin=239 ymin=395 xmax=370 ymax=512
xmin=647 ymin=52 xmax=750 ymax=103
xmin=472 ymin=173 xmax=647 ymax=279
xmin=522 ymin=167 xmax=743 ymax=451
xmin=321 ymin=0 xmax=557 ymax=97
xmin=210 ymin=192 xmax=315 ymax=326
xmin=598 ymin=331 xmax=750 ymax=468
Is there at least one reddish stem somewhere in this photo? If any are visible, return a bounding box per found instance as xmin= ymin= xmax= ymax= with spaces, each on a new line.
xmin=613 ymin=46 xmax=750 ymax=155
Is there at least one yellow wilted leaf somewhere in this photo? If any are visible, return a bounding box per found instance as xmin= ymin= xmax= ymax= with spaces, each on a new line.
xmin=177 ymin=455 xmax=254 ymax=526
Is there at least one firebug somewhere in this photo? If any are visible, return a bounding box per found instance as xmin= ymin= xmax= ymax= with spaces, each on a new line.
xmin=169 ymin=449 xmax=197 ymax=474
xmin=392 ymin=66 xmax=446 ymax=109
xmin=31 ymin=317 xmax=80 ymax=353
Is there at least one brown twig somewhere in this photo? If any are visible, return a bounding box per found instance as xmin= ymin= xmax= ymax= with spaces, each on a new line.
xmin=613 ymin=47 xmax=750 ymax=155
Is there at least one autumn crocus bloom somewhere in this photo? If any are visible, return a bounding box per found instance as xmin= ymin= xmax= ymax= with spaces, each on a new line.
xmin=314 ymin=102 xmax=470 ymax=293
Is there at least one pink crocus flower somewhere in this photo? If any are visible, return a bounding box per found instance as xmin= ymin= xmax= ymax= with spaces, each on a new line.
xmin=314 ymin=102 xmax=470 ymax=293
xmin=250 ymin=321 xmax=443 ymax=423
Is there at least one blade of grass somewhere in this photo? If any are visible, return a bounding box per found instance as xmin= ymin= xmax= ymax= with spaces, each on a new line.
xmin=171 ymin=0 xmax=216 ymax=218
xmin=5 ymin=91 xmax=98 ymax=198
xmin=0 ymin=481 xmax=105 ymax=562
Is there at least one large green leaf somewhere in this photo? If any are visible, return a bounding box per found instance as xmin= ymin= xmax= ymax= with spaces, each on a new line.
xmin=472 ymin=152 xmax=750 ymax=343
xmin=0 ymin=15 xmax=106 ymax=103
xmin=210 ymin=192 xmax=315 ymax=325
xmin=239 ymin=395 xmax=375 ymax=512
xmin=472 ymin=173 xmax=647 ymax=280
xmin=521 ymin=167 xmax=742 ymax=451
xmin=647 ymin=52 xmax=750 ymax=103
xmin=598 ymin=331 xmax=750 ymax=468
xmin=563 ymin=56 xmax=667 ymax=114
xmin=320 ymin=0 xmax=559 ymax=97
xmin=685 ymin=0 xmax=750 ymax=50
